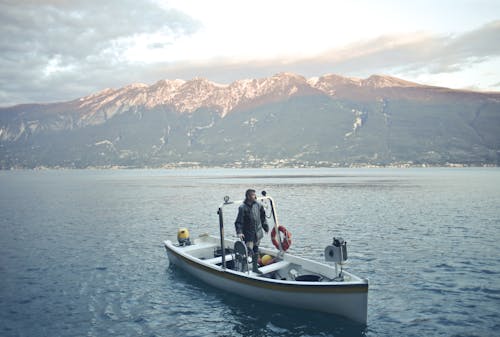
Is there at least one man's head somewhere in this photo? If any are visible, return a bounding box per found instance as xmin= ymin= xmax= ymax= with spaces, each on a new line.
xmin=245 ymin=189 xmax=257 ymax=202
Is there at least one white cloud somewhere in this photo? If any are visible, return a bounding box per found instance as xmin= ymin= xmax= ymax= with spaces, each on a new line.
xmin=139 ymin=21 xmax=500 ymax=90
xmin=0 ymin=0 xmax=499 ymax=106
xmin=0 ymin=0 xmax=200 ymax=105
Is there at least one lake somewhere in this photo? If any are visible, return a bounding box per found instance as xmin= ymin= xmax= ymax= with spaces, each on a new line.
xmin=1 ymin=168 xmax=499 ymax=336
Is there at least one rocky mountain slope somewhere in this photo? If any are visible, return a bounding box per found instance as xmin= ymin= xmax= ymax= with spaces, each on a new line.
xmin=1 ymin=73 xmax=499 ymax=168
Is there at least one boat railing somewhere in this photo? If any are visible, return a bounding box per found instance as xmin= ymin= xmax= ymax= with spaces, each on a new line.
xmin=217 ymin=192 xmax=285 ymax=270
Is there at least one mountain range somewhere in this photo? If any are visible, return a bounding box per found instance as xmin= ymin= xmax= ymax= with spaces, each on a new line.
xmin=1 ymin=72 xmax=499 ymax=168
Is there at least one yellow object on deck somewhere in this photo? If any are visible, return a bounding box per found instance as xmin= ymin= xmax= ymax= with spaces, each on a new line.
xmin=261 ymin=255 xmax=274 ymax=266
xmin=177 ymin=228 xmax=191 ymax=246
xmin=177 ymin=228 xmax=190 ymax=240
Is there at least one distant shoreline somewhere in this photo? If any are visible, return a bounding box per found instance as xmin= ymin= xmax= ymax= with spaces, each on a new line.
xmin=1 ymin=163 xmax=498 ymax=170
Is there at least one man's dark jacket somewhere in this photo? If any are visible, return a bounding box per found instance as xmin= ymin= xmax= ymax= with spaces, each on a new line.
xmin=234 ymin=200 xmax=269 ymax=242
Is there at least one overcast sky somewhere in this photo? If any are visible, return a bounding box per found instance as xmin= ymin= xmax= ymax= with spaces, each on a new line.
xmin=1 ymin=0 xmax=499 ymax=106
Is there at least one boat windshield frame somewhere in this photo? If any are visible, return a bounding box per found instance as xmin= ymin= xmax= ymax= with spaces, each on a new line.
xmin=217 ymin=193 xmax=284 ymax=269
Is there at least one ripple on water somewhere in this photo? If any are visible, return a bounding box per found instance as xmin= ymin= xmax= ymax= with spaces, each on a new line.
xmin=1 ymin=168 xmax=500 ymax=337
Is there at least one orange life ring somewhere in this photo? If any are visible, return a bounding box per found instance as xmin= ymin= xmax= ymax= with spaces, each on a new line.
xmin=271 ymin=225 xmax=292 ymax=251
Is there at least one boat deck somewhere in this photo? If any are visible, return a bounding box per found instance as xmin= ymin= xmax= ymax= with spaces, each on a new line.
xmin=169 ymin=236 xmax=360 ymax=283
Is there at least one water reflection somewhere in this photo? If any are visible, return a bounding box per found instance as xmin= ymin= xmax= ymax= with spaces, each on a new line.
xmin=168 ymin=266 xmax=367 ymax=337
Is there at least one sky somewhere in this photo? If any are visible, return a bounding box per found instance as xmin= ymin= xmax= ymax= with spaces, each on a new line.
xmin=1 ymin=0 xmax=499 ymax=106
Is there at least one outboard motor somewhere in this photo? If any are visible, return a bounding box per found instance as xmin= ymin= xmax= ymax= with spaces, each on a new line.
xmin=177 ymin=228 xmax=191 ymax=246
xmin=325 ymin=237 xmax=348 ymax=279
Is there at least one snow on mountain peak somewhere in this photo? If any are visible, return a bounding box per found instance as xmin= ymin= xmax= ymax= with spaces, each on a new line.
xmin=307 ymin=77 xmax=320 ymax=86
xmin=362 ymin=75 xmax=421 ymax=88
xmin=124 ymin=83 xmax=148 ymax=90
xmin=153 ymin=79 xmax=186 ymax=86
xmin=273 ymin=72 xmax=305 ymax=79
xmin=74 ymin=73 xmax=428 ymax=126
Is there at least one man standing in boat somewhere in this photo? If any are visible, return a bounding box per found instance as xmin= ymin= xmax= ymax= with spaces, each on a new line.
xmin=235 ymin=189 xmax=269 ymax=273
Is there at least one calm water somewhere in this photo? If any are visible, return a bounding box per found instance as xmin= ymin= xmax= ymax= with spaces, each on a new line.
xmin=1 ymin=168 xmax=499 ymax=337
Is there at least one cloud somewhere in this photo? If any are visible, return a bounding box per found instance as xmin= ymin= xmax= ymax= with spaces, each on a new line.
xmin=1 ymin=2 xmax=499 ymax=107
xmin=288 ymin=20 xmax=500 ymax=78
xmin=412 ymin=20 xmax=500 ymax=74
xmin=132 ymin=20 xmax=500 ymax=85
xmin=0 ymin=0 xmax=200 ymax=105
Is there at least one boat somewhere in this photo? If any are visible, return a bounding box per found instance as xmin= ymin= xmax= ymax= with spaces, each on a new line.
xmin=164 ymin=192 xmax=369 ymax=324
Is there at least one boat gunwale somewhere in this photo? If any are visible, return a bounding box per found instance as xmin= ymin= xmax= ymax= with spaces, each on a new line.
xmin=165 ymin=240 xmax=368 ymax=293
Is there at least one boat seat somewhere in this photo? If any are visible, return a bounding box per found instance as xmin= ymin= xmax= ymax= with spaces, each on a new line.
xmin=258 ymin=260 xmax=290 ymax=274
xmin=203 ymin=254 xmax=234 ymax=265
xmin=181 ymin=242 xmax=217 ymax=252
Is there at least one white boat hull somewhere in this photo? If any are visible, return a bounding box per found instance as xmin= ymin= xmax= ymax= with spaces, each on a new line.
xmin=165 ymin=236 xmax=368 ymax=324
